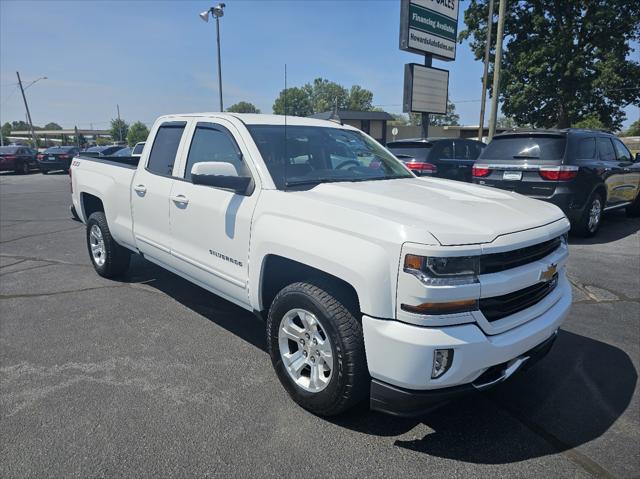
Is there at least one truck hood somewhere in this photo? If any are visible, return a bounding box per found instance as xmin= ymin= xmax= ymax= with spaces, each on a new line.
xmin=300 ymin=177 xmax=566 ymax=245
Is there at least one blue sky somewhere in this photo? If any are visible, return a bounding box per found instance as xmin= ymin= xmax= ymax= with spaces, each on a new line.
xmin=1 ymin=0 xmax=638 ymax=131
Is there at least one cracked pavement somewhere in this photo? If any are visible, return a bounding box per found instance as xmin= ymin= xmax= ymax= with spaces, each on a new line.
xmin=0 ymin=172 xmax=638 ymax=478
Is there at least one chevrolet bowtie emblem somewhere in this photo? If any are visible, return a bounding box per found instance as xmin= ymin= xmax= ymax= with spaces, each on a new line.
xmin=540 ymin=263 xmax=557 ymax=282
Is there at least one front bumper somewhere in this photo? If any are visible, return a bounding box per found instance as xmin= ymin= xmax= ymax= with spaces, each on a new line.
xmin=370 ymin=330 xmax=558 ymax=417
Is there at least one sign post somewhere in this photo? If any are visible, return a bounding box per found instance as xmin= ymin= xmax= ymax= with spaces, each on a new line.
xmin=400 ymin=0 xmax=458 ymax=139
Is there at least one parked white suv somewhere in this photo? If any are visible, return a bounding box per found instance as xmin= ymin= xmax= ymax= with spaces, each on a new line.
xmin=70 ymin=113 xmax=571 ymax=416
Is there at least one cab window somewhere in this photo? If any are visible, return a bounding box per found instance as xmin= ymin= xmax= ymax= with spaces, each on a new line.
xmin=576 ymin=138 xmax=596 ymax=159
xmin=184 ymin=124 xmax=249 ymax=181
xmin=612 ymin=138 xmax=631 ymax=161
xmin=147 ymin=123 xmax=186 ymax=176
xmin=597 ymin=138 xmax=616 ymax=162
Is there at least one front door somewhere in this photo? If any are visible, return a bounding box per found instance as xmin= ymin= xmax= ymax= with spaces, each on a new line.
xmin=169 ymin=120 xmax=260 ymax=307
xmin=597 ymin=137 xmax=626 ymax=205
xmin=131 ymin=121 xmax=187 ymax=265
xmin=612 ymin=137 xmax=640 ymax=202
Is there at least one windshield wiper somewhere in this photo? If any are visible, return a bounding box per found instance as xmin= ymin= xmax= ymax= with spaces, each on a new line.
xmin=285 ymin=177 xmax=352 ymax=187
xmin=285 ymin=175 xmax=410 ymax=187
xmin=512 ymin=155 xmax=540 ymax=159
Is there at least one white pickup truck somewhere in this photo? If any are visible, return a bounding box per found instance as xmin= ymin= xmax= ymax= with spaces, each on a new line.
xmin=71 ymin=113 xmax=572 ymax=417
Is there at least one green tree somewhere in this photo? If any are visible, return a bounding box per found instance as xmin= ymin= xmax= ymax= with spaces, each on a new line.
xmin=304 ymin=78 xmax=349 ymax=113
xmin=227 ymin=101 xmax=261 ymax=114
xmin=496 ymin=116 xmax=517 ymax=129
xmin=272 ymin=87 xmax=314 ymax=117
xmin=44 ymin=122 xmax=63 ymax=130
xmin=429 ymin=100 xmax=460 ymax=126
xmin=573 ymin=114 xmax=606 ymax=130
xmin=109 ymin=118 xmax=129 ymax=143
xmin=127 ymin=122 xmax=150 ymax=146
xmin=347 ymin=85 xmax=374 ymax=111
xmin=461 ymin=0 xmax=640 ymax=130
xmin=1 ymin=122 xmax=11 ymax=142
xmin=622 ymin=119 xmax=640 ymax=137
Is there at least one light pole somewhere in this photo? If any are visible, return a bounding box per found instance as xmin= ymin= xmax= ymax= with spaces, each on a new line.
xmin=199 ymin=3 xmax=226 ymax=112
xmin=16 ymin=72 xmax=47 ymax=147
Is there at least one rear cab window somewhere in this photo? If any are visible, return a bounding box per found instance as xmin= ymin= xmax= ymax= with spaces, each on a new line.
xmin=479 ymin=135 xmax=567 ymax=162
xmin=146 ymin=122 xmax=186 ymax=176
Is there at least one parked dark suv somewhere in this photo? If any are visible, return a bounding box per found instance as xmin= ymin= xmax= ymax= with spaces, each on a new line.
xmin=387 ymin=138 xmax=485 ymax=182
xmin=472 ymin=129 xmax=640 ymax=236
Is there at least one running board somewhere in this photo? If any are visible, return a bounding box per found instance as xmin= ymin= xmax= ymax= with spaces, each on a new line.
xmin=604 ymin=201 xmax=632 ymax=212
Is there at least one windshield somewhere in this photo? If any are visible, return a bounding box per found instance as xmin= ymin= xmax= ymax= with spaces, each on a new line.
xmin=113 ymin=147 xmax=132 ymax=156
xmin=247 ymin=125 xmax=413 ymax=189
xmin=480 ymin=135 xmax=566 ymax=161
xmin=387 ymin=142 xmax=433 ymax=161
xmin=132 ymin=143 xmax=145 ymax=154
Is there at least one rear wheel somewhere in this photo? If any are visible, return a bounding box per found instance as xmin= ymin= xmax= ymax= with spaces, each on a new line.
xmin=17 ymin=162 xmax=29 ymax=175
xmin=573 ymin=191 xmax=603 ymax=237
xmin=267 ymin=281 xmax=368 ymax=416
xmin=86 ymin=212 xmax=130 ymax=278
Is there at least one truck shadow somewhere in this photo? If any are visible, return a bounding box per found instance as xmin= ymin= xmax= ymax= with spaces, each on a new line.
xmin=122 ymin=256 xmax=636 ymax=465
xmin=330 ymin=329 xmax=637 ymax=465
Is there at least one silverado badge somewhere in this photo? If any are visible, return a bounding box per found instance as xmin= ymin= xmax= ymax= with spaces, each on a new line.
xmin=540 ymin=263 xmax=557 ymax=282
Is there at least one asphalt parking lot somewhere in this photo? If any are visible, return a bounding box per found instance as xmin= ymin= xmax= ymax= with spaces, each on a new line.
xmin=1 ymin=172 xmax=638 ymax=478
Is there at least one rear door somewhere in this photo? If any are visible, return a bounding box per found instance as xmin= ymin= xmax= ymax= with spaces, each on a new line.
xmin=612 ymin=137 xmax=640 ymax=202
xmin=597 ymin=137 xmax=626 ymax=205
xmin=131 ymin=121 xmax=188 ymax=265
xmin=473 ymin=134 xmax=567 ymax=197
xmin=168 ymin=119 xmax=260 ymax=305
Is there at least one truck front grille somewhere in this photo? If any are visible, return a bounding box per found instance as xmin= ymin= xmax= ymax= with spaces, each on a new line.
xmin=480 ymin=236 xmax=562 ymax=274
xmin=480 ymin=274 xmax=558 ymax=322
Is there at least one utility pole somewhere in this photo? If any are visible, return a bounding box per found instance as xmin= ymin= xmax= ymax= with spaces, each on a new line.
xmin=488 ymin=0 xmax=506 ymax=141
xmin=116 ymin=104 xmax=123 ymax=143
xmin=421 ymin=55 xmax=433 ymax=139
xmin=16 ymin=72 xmax=38 ymax=147
xmin=215 ymin=12 xmax=223 ymax=111
xmin=478 ymin=0 xmax=494 ymax=142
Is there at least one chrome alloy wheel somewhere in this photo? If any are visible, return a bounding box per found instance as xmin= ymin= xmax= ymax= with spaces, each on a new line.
xmin=278 ymin=308 xmax=334 ymax=393
xmin=588 ymin=198 xmax=602 ymax=232
xmin=89 ymin=224 xmax=106 ymax=266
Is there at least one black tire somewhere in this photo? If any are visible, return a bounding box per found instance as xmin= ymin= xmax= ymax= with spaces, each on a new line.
xmin=626 ymin=193 xmax=640 ymax=217
xmin=17 ymin=162 xmax=29 ymax=175
xmin=572 ymin=191 xmax=604 ymax=237
xmin=86 ymin=212 xmax=131 ymax=278
xmin=267 ymin=280 xmax=368 ymax=416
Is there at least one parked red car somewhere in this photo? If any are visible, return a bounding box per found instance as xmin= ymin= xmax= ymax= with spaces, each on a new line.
xmin=0 ymin=145 xmax=37 ymax=174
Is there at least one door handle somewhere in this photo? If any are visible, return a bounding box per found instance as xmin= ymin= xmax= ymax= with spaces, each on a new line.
xmin=134 ymin=184 xmax=147 ymax=194
xmin=171 ymin=194 xmax=189 ymax=205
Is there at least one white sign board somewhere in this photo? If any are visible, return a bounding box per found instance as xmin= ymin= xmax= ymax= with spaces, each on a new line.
xmin=399 ymin=0 xmax=459 ymax=61
xmin=403 ymin=64 xmax=449 ymax=114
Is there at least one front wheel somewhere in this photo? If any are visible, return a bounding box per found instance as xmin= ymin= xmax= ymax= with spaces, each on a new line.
xmin=572 ymin=192 xmax=603 ymax=237
xmin=17 ymin=162 xmax=29 ymax=175
xmin=626 ymin=193 xmax=640 ymax=217
xmin=267 ymin=281 xmax=368 ymax=416
xmin=86 ymin=212 xmax=131 ymax=278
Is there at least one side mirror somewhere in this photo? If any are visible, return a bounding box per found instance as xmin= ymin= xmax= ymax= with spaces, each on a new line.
xmin=191 ymin=161 xmax=252 ymax=194
xmin=635 ymin=152 xmax=640 ymax=163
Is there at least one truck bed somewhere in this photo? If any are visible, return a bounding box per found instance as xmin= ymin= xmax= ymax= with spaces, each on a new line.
xmin=76 ymin=155 xmax=140 ymax=168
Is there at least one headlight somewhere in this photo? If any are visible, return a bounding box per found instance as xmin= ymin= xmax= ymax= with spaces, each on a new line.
xmin=404 ymin=254 xmax=479 ymax=286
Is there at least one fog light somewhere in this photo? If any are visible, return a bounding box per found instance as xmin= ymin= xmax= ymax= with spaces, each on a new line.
xmin=432 ymin=349 xmax=454 ymax=379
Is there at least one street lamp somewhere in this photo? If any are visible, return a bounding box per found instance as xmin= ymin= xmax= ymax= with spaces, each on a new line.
xmin=24 ymin=76 xmax=48 ymax=90
xmin=199 ymin=3 xmax=226 ymax=112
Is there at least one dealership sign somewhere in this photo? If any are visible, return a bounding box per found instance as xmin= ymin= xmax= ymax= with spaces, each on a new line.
xmin=403 ymin=64 xmax=449 ymax=114
xmin=399 ymin=0 xmax=459 ymax=61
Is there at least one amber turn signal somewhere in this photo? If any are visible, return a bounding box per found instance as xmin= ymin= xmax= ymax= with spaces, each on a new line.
xmin=404 ymin=254 xmax=423 ymax=270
